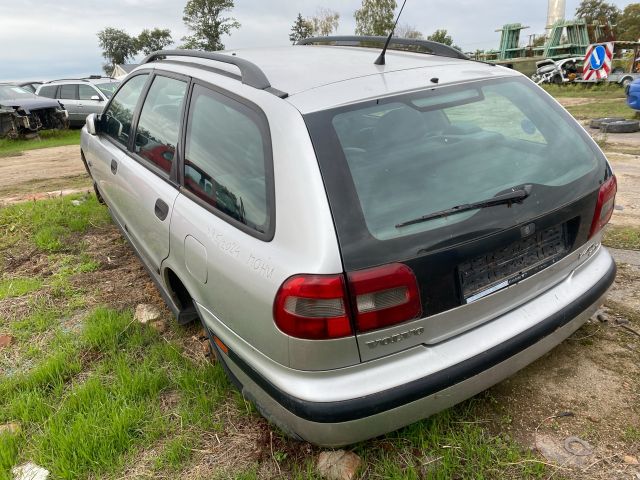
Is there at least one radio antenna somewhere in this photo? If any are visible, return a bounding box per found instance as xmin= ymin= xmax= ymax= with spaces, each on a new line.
xmin=374 ymin=0 xmax=409 ymax=66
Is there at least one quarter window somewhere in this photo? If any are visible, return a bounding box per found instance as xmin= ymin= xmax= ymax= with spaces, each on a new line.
xmin=134 ymin=76 xmax=187 ymax=174
xmin=79 ymin=85 xmax=99 ymax=100
xmin=184 ymin=85 xmax=270 ymax=234
xmin=59 ymin=84 xmax=77 ymax=100
xmin=101 ymin=74 xmax=149 ymax=147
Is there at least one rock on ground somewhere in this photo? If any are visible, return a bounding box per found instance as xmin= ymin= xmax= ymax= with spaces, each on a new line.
xmin=12 ymin=462 xmax=49 ymax=480
xmin=0 ymin=334 xmax=13 ymax=348
xmin=134 ymin=304 xmax=161 ymax=324
xmin=316 ymin=450 xmax=362 ymax=480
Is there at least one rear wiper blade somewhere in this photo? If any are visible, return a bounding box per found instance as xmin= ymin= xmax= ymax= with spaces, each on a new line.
xmin=396 ymin=185 xmax=533 ymax=229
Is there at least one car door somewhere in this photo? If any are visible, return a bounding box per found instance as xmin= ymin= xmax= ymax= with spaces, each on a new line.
xmin=57 ymin=84 xmax=80 ymax=123
xmin=87 ymin=73 xmax=151 ymax=226
xmin=78 ymin=84 xmax=105 ymax=120
xmin=114 ymin=72 xmax=188 ymax=271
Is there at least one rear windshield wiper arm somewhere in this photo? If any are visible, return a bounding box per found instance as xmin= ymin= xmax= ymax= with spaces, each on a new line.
xmin=396 ymin=185 xmax=533 ymax=229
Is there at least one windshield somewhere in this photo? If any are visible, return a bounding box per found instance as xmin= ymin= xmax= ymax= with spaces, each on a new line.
xmin=0 ymin=85 xmax=35 ymax=100
xmin=312 ymin=77 xmax=602 ymax=241
xmin=96 ymin=82 xmax=120 ymax=98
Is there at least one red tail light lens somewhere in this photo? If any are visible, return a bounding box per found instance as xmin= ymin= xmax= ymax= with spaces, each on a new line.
xmin=348 ymin=263 xmax=422 ymax=332
xmin=589 ymin=175 xmax=617 ymax=238
xmin=273 ymin=274 xmax=353 ymax=340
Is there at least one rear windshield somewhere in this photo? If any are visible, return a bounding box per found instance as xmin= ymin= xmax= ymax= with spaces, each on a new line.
xmin=307 ymin=77 xmax=603 ymax=241
xmin=305 ymin=77 xmax=606 ymax=268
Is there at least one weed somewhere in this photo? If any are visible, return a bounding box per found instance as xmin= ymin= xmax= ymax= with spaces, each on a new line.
xmin=0 ymin=277 xmax=43 ymax=300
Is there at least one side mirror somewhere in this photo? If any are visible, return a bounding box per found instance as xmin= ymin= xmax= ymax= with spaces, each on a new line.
xmin=90 ymin=95 xmax=102 ymax=101
xmin=86 ymin=113 xmax=97 ymax=135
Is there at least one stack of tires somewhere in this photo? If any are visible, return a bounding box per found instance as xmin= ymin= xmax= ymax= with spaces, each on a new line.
xmin=589 ymin=117 xmax=640 ymax=133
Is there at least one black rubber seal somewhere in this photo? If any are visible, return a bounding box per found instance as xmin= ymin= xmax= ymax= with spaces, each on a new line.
xmin=226 ymin=258 xmax=616 ymax=423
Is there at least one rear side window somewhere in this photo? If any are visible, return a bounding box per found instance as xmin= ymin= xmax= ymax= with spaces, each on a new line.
xmin=101 ymin=74 xmax=149 ymax=147
xmin=79 ymin=85 xmax=98 ymax=100
xmin=38 ymin=85 xmax=57 ymax=98
xmin=59 ymin=84 xmax=77 ymax=100
xmin=134 ymin=76 xmax=187 ymax=174
xmin=184 ymin=84 xmax=271 ymax=235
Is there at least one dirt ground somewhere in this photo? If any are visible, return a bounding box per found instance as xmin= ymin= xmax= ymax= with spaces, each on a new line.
xmin=0 ymin=133 xmax=639 ymax=478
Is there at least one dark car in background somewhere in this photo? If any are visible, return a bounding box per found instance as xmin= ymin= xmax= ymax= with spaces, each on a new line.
xmin=37 ymin=77 xmax=120 ymax=127
xmin=0 ymin=84 xmax=68 ymax=138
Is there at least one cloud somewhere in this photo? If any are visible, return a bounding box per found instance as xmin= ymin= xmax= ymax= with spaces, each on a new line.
xmin=0 ymin=0 xmax=635 ymax=81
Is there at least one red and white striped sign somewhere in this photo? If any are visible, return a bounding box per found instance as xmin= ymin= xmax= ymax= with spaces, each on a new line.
xmin=583 ymin=43 xmax=613 ymax=81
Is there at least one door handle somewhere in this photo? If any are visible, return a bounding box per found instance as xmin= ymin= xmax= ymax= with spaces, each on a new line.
xmin=110 ymin=159 xmax=118 ymax=174
xmin=154 ymin=199 xmax=169 ymax=221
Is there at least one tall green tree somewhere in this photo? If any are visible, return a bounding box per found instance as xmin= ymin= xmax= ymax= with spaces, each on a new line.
xmin=181 ymin=0 xmax=240 ymax=51
xmin=617 ymin=3 xmax=640 ymax=41
xmin=97 ymin=28 xmax=139 ymax=75
xmin=575 ymin=0 xmax=621 ymax=24
xmin=310 ymin=7 xmax=340 ymax=36
xmin=137 ymin=28 xmax=173 ymax=56
xmin=354 ymin=0 xmax=397 ymax=36
xmin=289 ymin=13 xmax=314 ymax=44
xmin=427 ymin=29 xmax=460 ymax=50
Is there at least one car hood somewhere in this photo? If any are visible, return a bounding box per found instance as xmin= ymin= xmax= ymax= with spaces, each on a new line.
xmin=0 ymin=97 xmax=62 ymax=113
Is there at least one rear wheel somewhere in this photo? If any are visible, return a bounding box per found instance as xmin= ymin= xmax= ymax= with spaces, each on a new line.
xmin=622 ymin=77 xmax=633 ymax=89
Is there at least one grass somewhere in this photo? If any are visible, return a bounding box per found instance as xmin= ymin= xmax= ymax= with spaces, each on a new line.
xmin=0 ymin=277 xmax=43 ymax=300
xmin=542 ymin=83 xmax=626 ymax=99
xmin=0 ymin=193 xmax=110 ymax=253
xmin=0 ymin=308 xmax=229 ymax=480
xmin=0 ymin=129 xmax=80 ymax=158
xmin=563 ymin=98 xmax=637 ymax=121
xmin=0 ymin=194 xmax=552 ymax=479
xmin=603 ymin=226 xmax=640 ymax=250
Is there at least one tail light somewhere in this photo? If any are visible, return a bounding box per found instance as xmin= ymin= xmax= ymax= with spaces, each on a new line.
xmin=274 ymin=263 xmax=422 ymax=339
xmin=274 ymin=274 xmax=352 ymax=340
xmin=348 ymin=263 xmax=421 ymax=332
xmin=589 ymin=175 xmax=617 ymax=238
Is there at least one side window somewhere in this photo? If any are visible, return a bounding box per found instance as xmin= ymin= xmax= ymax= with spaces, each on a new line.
xmin=59 ymin=84 xmax=77 ymax=100
xmin=79 ymin=85 xmax=99 ymax=100
xmin=184 ymin=85 xmax=271 ymax=234
xmin=133 ymin=76 xmax=187 ymax=174
xmin=38 ymin=85 xmax=57 ymax=98
xmin=101 ymin=74 xmax=149 ymax=147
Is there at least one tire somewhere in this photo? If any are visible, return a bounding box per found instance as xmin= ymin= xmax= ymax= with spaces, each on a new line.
xmin=601 ymin=120 xmax=640 ymax=134
xmin=589 ymin=117 xmax=627 ymax=129
xmin=622 ymin=77 xmax=633 ymax=89
xmin=552 ymin=75 xmax=562 ymax=85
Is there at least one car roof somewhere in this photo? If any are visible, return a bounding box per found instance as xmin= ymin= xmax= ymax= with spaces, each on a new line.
xmin=142 ymin=45 xmax=521 ymax=113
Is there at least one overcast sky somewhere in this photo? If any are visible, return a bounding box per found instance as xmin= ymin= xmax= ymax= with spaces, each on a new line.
xmin=0 ymin=0 xmax=635 ymax=81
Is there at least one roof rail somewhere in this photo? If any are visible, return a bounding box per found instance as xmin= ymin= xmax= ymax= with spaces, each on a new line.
xmin=297 ymin=36 xmax=469 ymax=61
xmin=142 ymin=49 xmax=287 ymax=98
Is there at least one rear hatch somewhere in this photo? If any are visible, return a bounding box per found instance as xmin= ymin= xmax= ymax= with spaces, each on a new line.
xmin=304 ymin=76 xmax=610 ymax=361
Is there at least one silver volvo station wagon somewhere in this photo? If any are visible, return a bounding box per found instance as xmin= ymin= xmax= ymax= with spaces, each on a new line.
xmin=80 ymin=37 xmax=617 ymax=446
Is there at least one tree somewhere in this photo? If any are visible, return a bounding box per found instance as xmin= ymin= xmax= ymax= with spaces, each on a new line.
xmin=97 ymin=28 xmax=139 ymax=75
xmin=427 ymin=29 xmax=460 ymax=50
xmin=137 ymin=28 xmax=173 ymax=56
xmin=617 ymin=3 xmax=640 ymax=41
xmin=354 ymin=0 xmax=397 ymax=36
xmin=309 ymin=8 xmax=340 ymax=36
xmin=575 ymin=0 xmax=621 ymax=24
xmin=394 ymin=23 xmax=423 ymax=39
xmin=181 ymin=0 xmax=240 ymax=51
xmin=289 ymin=13 xmax=314 ymax=44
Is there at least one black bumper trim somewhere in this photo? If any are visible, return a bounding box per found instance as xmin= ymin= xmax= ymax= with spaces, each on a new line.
xmin=228 ymin=257 xmax=616 ymax=424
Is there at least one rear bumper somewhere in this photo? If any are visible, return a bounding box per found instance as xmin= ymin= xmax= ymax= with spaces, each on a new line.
xmin=201 ymin=245 xmax=616 ymax=446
